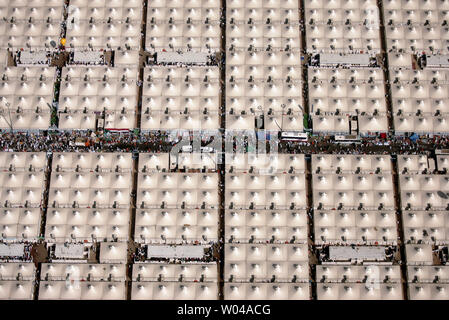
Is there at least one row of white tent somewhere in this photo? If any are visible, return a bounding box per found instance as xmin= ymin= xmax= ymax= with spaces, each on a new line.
xmin=137 ymin=172 xmax=218 ymax=208
xmin=317 ymin=265 xmax=401 ymax=282
xmin=41 ymin=263 xmax=126 ymax=281
xmin=314 ymin=210 xmax=398 ymax=244
xmin=385 ymin=10 xmax=449 ymax=25
xmin=132 ymin=282 xmax=218 ymax=300
xmin=408 ymin=283 xmax=449 ymax=299
xmin=45 ymin=208 xmax=130 ymax=242
xmin=394 ymin=116 xmax=449 ymax=133
xmin=65 ymin=22 xmax=141 ymax=50
xmin=226 ymin=225 xmax=307 ymax=243
xmin=386 ymin=25 xmax=449 ymax=53
xmin=48 ymin=172 xmax=132 ymax=208
xmin=52 ymin=152 xmax=133 ymax=172
xmin=227 ymin=6 xmax=299 ymax=23
xmin=306 ymin=8 xmax=380 ymax=23
xmin=314 ymin=115 xmax=388 ymax=133
xmin=133 ymin=262 xmax=217 ymax=282
xmin=317 ymin=283 xmax=403 ymax=300
xmin=224 ymin=283 xmax=309 ymax=300
xmin=225 ymin=244 xmax=309 ymax=262
xmin=68 ymin=1 xmax=142 ymax=21
xmin=148 ymin=7 xmax=221 ymax=22
xmin=38 ymin=281 xmax=125 ymax=300
xmin=408 ymin=265 xmax=449 ymax=282
xmin=226 ymin=113 xmax=304 ymax=130
xmin=312 ymin=154 xmax=392 ymax=173
xmin=141 ymin=113 xmax=219 ymax=130
xmin=225 ymin=209 xmax=307 ymax=236
xmin=225 ymin=261 xmax=309 ymax=281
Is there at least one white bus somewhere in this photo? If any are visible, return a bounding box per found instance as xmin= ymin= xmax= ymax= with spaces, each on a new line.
xmin=334 ymin=135 xmax=361 ymax=144
xmin=280 ymin=131 xmax=308 ymax=141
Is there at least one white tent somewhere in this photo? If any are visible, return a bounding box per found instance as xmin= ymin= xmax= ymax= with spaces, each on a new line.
xmin=38 ymin=281 xmax=126 ymax=300
xmin=99 ymin=242 xmax=127 ymax=263
xmin=405 ymin=244 xmax=433 ymax=265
